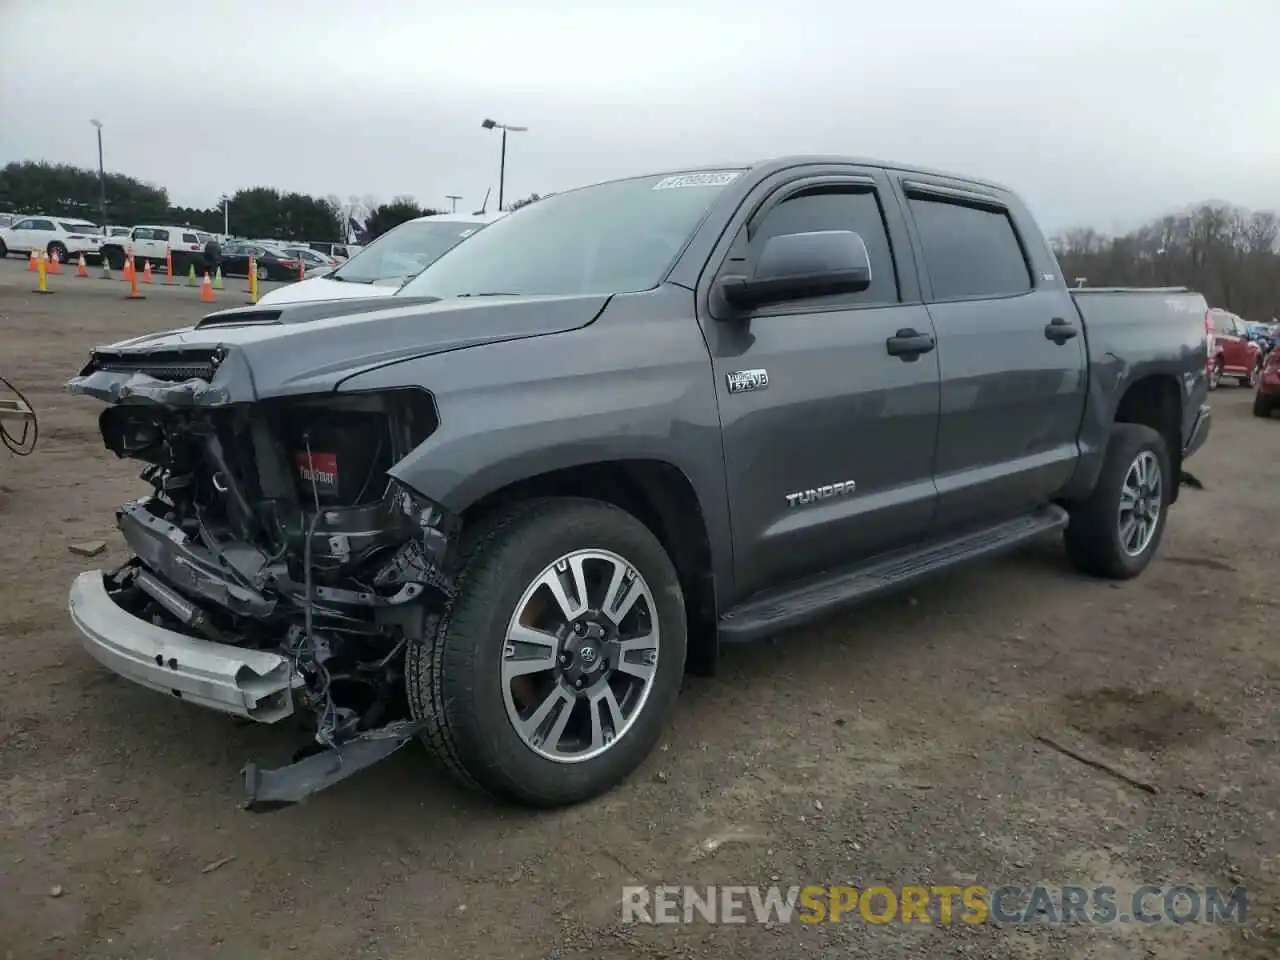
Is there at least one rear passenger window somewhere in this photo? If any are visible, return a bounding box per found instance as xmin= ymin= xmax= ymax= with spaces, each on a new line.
xmin=731 ymin=187 xmax=899 ymax=308
xmin=182 ymin=233 xmax=198 ymax=243
xmin=907 ymin=195 xmax=1032 ymax=300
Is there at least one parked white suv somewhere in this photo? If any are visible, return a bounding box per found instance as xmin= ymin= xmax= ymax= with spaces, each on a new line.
xmin=0 ymin=216 xmax=104 ymax=262
xmin=99 ymin=225 xmax=211 ymax=271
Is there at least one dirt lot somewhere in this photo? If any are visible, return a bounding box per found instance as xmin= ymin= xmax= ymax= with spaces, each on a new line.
xmin=1 ymin=258 xmax=1278 ymax=959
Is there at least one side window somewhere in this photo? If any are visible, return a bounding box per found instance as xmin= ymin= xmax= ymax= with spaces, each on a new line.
xmin=726 ymin=186 xmax=900 ymax=308
xmin=12 ymin=219 xmax=34 ymax=230
xmin=132 ymin=228 xmax=153 ymax=241
xmin=151 ymin=228 xmax=169 ymax=242
xmin=182 ymin=233 xmax=198 ymax=244
xmin=33 ymin=219 xmax=56 ymax=231
xmin=907 ymin=194 xmax=1032 ymax=301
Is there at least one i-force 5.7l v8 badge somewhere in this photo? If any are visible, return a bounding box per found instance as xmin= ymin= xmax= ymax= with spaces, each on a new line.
xmin=726 ymin=369 xmax=769 ymax=394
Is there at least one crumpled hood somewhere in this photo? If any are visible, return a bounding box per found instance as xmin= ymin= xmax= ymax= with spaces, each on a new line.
xmin=64 ymin=293 xmax=610 ymax=406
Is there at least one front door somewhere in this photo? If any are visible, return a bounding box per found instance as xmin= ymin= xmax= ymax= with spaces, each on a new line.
xmin=898 ymin=181 xmax=1088 ymax=529
xmin=698 ymin=169 xmax=942 ymax=602
xmin=1219 ymin=314 xmax=1251 ymax=376
xmin=9 ymin=218 xmax=38 ymax=252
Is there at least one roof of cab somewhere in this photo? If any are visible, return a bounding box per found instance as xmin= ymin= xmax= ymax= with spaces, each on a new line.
xmin=554 ymin=155 xmax=1012 ymax=196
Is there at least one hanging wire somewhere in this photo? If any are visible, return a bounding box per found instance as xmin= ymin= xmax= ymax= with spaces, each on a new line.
xmin=0 ymin=375 xmax=38 ymax=457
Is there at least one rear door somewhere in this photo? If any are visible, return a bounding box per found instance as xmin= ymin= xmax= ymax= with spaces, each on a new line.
xmin=896 ymin=178 xmax=1087 ymax=530
xmin=28 ymin=218 xmax=56 ymax=252
xmin=148 ymin=228 xmax=171 ymax=260
xmin=698 ymin=166 xmax=941 ymax=600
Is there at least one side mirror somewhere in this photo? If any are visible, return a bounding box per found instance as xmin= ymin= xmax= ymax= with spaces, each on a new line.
xmin=718 ymin=230 xmax=872 ymax=312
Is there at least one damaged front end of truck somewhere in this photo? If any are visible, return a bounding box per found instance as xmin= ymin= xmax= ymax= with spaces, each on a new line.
xmin=65 ymin=332 xmax=459 ymax=810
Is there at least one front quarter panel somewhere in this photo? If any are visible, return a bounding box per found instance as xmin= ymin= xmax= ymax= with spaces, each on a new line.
xmin=338 ymin=287 xmax=733 ymax=589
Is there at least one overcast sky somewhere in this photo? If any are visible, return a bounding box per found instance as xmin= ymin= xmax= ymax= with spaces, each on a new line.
xmin=2 ymin=0 xmax=1277 ymax=232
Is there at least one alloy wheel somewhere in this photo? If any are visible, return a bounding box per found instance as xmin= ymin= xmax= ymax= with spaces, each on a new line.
xmin=501 ymin=548 xmax=660 ymax=763
xmin=1118 ymin=450 xmax=1162 ymax=557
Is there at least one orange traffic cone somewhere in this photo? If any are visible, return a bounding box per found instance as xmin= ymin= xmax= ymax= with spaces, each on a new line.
xmin=76 ymin=253 xmax=89 ymax=278
xmin=200 ymin=271 xmax=214 ymax=303
xmin=27 ymin=250 xmax=38 ymax=272
xmin=141 ymin=261 xmax=154 ymax=284
xmin=48 ymin=250 xmax=63 ymax=275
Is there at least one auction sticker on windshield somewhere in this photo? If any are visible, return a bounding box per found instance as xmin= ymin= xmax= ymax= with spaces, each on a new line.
xmin=652 ymin=171 xmax=742 ymax=190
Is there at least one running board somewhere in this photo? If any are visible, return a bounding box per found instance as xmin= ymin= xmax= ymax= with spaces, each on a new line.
xmin=718 ymin=504 xmax=1069 ymax=643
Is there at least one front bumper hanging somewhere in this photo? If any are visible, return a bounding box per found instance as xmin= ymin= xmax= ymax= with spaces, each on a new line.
xmin=68 ymin=571 xmax=302 ymax=722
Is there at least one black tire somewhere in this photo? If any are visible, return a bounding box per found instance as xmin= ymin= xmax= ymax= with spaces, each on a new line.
xmin=1241 ymin=357 xmax=1262 ymax=388
xmin=1208 ymin=356 xmax=1223 ymax=390
xmin=47 ymin=241 xmax=67 ymax=263
xmin=1253 ymin=391 xmax=1274 ymax=419
xmin=0 ymin=239 xmax=8 ymax=258
xmin=256 ymin=264 xmax=269 ymax=281
xmin=1064 ymin=423 xmax=1171 ymax=580
xmin=407 ymin=497 xmax=687 ymax=807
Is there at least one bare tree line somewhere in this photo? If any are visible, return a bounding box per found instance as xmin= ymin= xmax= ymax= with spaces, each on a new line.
xmin=1052 ymin=203 xmax=1280 ymax=322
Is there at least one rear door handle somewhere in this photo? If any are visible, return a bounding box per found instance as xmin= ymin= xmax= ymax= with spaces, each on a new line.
xmin=885 ymin=328 xmax=936 ymax=361
xmin=1045 ymin=317 xmax=1078 ymax=343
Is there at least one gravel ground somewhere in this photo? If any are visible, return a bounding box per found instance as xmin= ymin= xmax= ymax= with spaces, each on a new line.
xmin=0 ymin=257 xmax=1277 ymax=959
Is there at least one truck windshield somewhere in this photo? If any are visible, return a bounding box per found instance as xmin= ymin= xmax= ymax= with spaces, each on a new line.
xmin=333 ymin=220 xmax=488 ymax=284
xmin=398 ymin=170 xmax=744 ymax=299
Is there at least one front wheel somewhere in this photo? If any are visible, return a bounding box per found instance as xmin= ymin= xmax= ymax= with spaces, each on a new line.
xmin=0 ymin=239 xmax=8 ymax=258
xmin=1064 ymin=424 xmax=1171 ymax=580
xmin=407 ymin=498 xmax=687 ymax=807
xmin=1254 ymin=390 xmax=1274 ymax=419
xmin=1208 ymin=356 xmax=1223 ymax=390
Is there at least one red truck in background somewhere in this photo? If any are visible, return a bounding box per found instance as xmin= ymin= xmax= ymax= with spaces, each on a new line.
xmin=1206 ymin=308 xmax=1263 ymax=390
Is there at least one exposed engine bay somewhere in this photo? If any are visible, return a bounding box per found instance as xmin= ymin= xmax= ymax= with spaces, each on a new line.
xmin=90 ymin=379 xmax=456 ymax=808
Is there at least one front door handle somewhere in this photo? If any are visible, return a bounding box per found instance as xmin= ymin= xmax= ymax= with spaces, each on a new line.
xmin=885 ymin=328 xmax=936 ymax=361
xmin=1045 ymin=317 xmax=1078 ymax=343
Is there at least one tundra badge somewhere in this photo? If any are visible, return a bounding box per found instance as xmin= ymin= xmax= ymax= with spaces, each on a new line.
xmin=786 ymin=481 xmax=856 ymax=507
xmin=726 ymin=369 xmax=769 ymax=394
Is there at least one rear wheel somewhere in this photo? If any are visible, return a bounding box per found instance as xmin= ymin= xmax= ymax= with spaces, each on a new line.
xmin=47 ymin=241 xmax=67 ymax=263
xmin=1064 ymin=424 xmax=1170 ymax=580
xmin=1253 ymin=390 xmax=1274 ymax=419
xmin=407 ymin=498 xmax=687 ymax=807
xmin=256 ymin=264 xmax=268 ymax=281
xmin=1241 ymin=357 xmax=1262 ymax=388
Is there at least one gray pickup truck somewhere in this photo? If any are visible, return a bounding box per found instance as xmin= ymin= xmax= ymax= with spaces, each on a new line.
xmin=65 ymin=156 xmax=1211 ymax=810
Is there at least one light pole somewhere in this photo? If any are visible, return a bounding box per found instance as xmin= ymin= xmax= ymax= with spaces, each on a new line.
xmin=89 ymin=119 xmax=106 ymax=227
xmin=446 ymin=194 xmax=462 ymax=213
xmin=481 ymin=118 xmax=527 ymax=211
xmin=219 ymin=194 xmax=229 ymax=237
